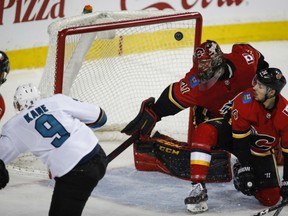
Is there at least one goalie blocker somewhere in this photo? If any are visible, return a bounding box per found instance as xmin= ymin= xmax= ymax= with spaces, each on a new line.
xmin=133 ymin=131 xmax=232 ymax=182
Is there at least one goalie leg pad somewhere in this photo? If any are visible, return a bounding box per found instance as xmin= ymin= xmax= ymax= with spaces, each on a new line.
xmin=134 ymin=132 xmax=232 ymax=182
xmin=133 ymin=143 xmax=171 ymax=174
xmin=206 ymin=150 xmax=231 ymax=182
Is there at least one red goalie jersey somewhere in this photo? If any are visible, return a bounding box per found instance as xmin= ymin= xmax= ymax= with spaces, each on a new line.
xmin=170 ymin=44 xmax=265 ymax=120
xmin=231 ymin=88 xmax=288 ymax=155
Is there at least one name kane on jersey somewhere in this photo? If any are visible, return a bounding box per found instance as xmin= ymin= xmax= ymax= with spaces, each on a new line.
xmin=24 ymin=105 xmax=48 ymax=123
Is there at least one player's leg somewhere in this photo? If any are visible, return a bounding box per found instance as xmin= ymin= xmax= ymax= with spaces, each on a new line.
xmin=185 ymin=118 xmax=232 ymax=213
xmin=189 ymin=123 xmax=218 ymax=182
xmin=252 ymin=154 xmax=280 ymax=206
xmin=49 ymin=146 xmax=107 ymax=216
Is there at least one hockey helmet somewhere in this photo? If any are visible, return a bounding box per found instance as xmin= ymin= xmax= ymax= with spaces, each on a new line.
xmin=0 ymin=51 xmax=10 ymax=86
xmin=13 ymin=83 xmax=41 ymax=112
xmin=193 ymin=40 xmax=224 ymax=84
xmin=252 ymin=68 xmax=286 ymax=94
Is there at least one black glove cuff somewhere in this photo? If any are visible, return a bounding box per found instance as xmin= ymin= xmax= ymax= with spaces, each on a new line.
xmin=0 ymin=160 xmax=9 ymax=189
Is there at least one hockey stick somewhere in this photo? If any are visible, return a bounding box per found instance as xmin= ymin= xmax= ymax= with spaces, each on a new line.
xmin=273 ymin=206 xmax=283 ymax=216
xmin=272 ymin=198 xmax=288 ymax=216
xmin=106 ymin=134 xmax=139 ymax=164
xmin=253 ymin=199 xmax=288 ymax=216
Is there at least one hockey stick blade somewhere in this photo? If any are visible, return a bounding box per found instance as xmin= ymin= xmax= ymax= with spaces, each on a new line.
xmin=273 ymin=207 xmax=283 ymax=216
xmin=106 ymin=134 xmax=138 ymax=164
xmin=253 ymin=199 xmax=288 ymax=216
xmin=273 ymin=198 xmax=288 ymax=216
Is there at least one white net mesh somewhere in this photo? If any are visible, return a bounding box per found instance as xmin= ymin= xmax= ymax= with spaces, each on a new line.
xmin=39 ymin=10 xmax=201 ymax=141
xmin=10 ymin=11 xmax=202 ymax=174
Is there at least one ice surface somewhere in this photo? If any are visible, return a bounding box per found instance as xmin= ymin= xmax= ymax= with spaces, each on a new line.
xmin=0 ymin=41 xmax=287 ymax=215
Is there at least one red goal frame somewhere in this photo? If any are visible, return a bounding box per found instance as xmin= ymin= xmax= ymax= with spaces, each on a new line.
xmin=53 ymin=12 xmax=203 ymax=143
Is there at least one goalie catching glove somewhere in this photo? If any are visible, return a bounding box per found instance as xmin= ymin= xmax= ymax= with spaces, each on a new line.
xmin=121 ymin=97 xmax=159 ymax=140
xmin=0 ymin=159 xmax=9 ymax=189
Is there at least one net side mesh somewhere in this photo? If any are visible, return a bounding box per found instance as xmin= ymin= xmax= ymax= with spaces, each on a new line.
xmin=10 ymin=11 xmax=201 ymax=174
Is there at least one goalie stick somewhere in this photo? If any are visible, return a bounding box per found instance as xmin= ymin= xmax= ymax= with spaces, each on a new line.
xmin=253 ymin=199 xmax=288 ymax=216
xmin=106 ymin=134 xmax=138 ymax=164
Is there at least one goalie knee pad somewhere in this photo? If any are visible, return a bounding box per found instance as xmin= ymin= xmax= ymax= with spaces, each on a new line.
xmin=255 ymin=187 xmax=280 ymax=206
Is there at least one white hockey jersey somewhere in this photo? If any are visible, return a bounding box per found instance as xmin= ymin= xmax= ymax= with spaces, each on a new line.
xmin=0 ymin=94 xmax=104 ymax=178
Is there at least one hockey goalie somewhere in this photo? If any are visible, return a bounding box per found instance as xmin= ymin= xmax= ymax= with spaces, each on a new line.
xmin=121 ymin=97 xmax=232 ymax=213
xmin=121 ymin=40 xmax=283 ymax=213
xmin=121 ymin=97 xmax=232 ymax=180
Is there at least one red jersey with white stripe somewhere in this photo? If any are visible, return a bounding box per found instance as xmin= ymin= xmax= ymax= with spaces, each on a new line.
xmin=231 ymin=88 xmax=288 ymax=155
xmin=171 ymin=44 xmax=263 ymax=118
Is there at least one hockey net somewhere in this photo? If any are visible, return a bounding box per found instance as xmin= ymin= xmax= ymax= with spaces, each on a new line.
xmin=9 ymin=11 xmax=202 ymax=174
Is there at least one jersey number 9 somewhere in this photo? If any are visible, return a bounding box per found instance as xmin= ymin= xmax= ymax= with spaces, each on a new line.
xmin=35 ymin=114 xmax=70 ymax=148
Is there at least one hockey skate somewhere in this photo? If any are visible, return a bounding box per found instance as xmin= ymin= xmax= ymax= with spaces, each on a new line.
xmin=184 ymin=182 xmax=208 ymax=214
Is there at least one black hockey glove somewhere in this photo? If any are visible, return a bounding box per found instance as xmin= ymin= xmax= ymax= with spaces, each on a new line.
xmin=0 ymin=159 xmax=9 ymax=189
xmin=280 ymin=181 xmax=288 ymax=200
xmin=236 ymin=166 xmax=256 ymax=196
xmin=121 ymin=97 xmax=159 ymax=140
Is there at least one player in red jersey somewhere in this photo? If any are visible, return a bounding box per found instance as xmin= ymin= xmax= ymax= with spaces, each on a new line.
xmin=232 ymin=68 xmax=287 ymax=205
xmin=0 ymin=51 xmax=10 ymax=190
xmin=121 ymin=40 xmax=269 ymax=212
xmin=123 ymin=40 xmax=268 ymax=138
xmin=183 ymin=67 xmax=287 ymax=213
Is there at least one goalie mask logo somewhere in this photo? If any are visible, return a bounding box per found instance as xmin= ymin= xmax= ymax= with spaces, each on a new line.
xmin=194 ymin=48 xmax=205 ymax=59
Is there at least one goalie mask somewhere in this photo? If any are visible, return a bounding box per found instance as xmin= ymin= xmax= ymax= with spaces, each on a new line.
xmin=13 ymin=83 xmax=41 ymax=112
xmin=252 ymin=67 xmax=286 ymax=95
xmin=0 ymin=51 xmax=10 ymax=86
xmin=193 ymin=40 xmax=224 ymax=90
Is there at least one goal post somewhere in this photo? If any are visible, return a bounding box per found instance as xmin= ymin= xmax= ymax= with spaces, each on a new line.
xmin=39 ymin=10 xmax=203 ymax=142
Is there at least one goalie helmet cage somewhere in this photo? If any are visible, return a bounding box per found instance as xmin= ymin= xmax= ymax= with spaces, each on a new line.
xmin=39 ymin=10 xmax=202 ymax=143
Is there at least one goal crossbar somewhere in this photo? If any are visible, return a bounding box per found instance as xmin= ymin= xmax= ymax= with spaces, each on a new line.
xmin=55 ymin=12 xmax=202 ymax=94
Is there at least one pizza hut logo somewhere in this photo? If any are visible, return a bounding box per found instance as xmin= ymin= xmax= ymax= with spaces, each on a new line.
xmin=0 ymin=0 xmax=64 ymax=25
